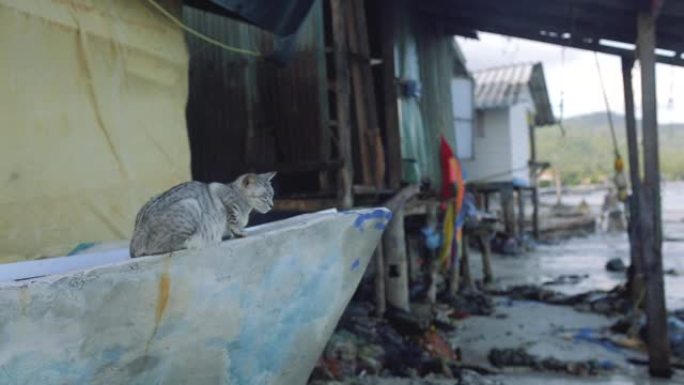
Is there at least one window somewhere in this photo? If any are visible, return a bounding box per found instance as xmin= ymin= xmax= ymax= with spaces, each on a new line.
xmin=451 ymin=77 xmax=474 ymax=159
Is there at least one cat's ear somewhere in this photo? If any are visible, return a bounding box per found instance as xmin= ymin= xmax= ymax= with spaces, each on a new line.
xmin=262 ymin=171 xmax=277 ymax=181
xmin=239 ymin=173 xmax=257 ymax=188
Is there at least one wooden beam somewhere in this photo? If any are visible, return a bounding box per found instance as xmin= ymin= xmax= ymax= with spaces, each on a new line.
xmin=345 ymin=0 xmax=373 ymax=186
xmin=346 ymin=0 xmax=386 ymax=189
xmin=450 ymin=21 xmax=684 ymax=67
xmin=379 ymin=0 xmax=402 ymax=189
xmin=422 ymin=0 xmax=684 ymax=53
xmin=621 ymin=56 xmax=645 ymax=305
xmin=330 ymin=0 xmax=354 ymax=209
xmin=637 ymin=10 xmax=672 ymax=378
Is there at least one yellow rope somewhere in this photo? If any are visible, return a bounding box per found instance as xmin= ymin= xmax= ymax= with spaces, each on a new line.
xmin=145 ymin=0 xmax=262 ymax=57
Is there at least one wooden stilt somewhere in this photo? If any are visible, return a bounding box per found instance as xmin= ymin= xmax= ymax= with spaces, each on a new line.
xmin=382 ymin=185 xmax=420 ymax=312
xmin=529 ymin=122 xmax=540 ymax=239
xmin=621 ymin=56 xmax=645 ymax=305
xmin=426 ymin=201 xmax=439 ymax=304
xmin=501 ymin=187 xmax=515 ymax=237
xmin=517 ymin=189 xmax=525 ymax=236
xmin=479 ymin=234 xmax=494 ymax=285
xmin=637 ymin=10 xmax=672 ymax=378
xmin=532 ymin=187 xmax=540 ymax=239
xmin=459 ymin=234 xmax=472 ymax=290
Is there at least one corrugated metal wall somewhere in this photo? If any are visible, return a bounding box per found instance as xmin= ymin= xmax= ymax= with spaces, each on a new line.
xmin=183 ymin=2 xmax=329 ymax=184
xmin=392 ymin=0 xmax=459 ymax=190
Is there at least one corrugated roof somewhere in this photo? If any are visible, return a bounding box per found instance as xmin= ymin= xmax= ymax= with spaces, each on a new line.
xmin=473 ymin=62 xmax=555 ymax=126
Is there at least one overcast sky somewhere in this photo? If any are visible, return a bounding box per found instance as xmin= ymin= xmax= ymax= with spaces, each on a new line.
xmin=456 ymin=33 xmax=684 ymax=124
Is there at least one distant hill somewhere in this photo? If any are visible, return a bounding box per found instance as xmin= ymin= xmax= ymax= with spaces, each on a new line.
xmin=536 ymin=112 xmax=684 ymax=185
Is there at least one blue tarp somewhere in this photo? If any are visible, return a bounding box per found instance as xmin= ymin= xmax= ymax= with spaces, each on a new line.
xmin=185 ymin=0 xmax=316 ymax=36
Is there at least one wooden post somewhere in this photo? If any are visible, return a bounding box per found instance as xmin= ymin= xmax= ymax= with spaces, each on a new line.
xmin=554 ymin=169 xmax=562 ymax=205
xmin=532 ymin=187 xmax=540 ymax=239
xmin=637 ymin=10 xmax=671 ymax=378
xmin=382 ymin=185 xmax=420 ymax=312
xmin=330 ymin=0 xmax=354 ymax=209
xmin=529 ymin=122 xmax=540 ymax=239
xmin=459 ymin=234 xmax=473 ymax=290
xmin=501 ymin=187 xmax=515 ymax=237
xmin=478 ymin=233 xmax=494 ymax=285
xmin=517 ymin=189 xmax=525 ymax=236
xmin=379 ymin=0 xmax=402 ymax=189
xmin=373 ymin=242 xmax=386 ymax=317
xmin=621 ymin=56 xmax=645 ymax=305
xmin=426 ymin=201 xmax=439 ymax=304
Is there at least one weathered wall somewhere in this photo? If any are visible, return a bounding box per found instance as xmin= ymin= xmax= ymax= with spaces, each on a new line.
xmin=183 ymin=3 xmax=329 ymax=186
xmin=0 ymin=0 xmax=190 ymax=262
xmin=462 ymin=107 xmax=512 ymax=182
xmin=509 ymin=103 xmax=532 ymax=184
xmin=392 ymin=0 xmax=459 ymax=189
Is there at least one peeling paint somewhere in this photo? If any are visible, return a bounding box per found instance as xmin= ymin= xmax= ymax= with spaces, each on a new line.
xmin=0 ymin=208 xmax=389 ymax=385
xmin=352 ymin=209 xmax=393 ymax=232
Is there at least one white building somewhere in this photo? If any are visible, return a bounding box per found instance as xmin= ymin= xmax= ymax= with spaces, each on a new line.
xmin=459 ymin=62 xmax=555 ymax=186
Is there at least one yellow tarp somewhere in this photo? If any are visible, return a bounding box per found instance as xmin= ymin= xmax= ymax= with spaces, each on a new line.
xmin=0 ymin=0 xmax=191 ymax=262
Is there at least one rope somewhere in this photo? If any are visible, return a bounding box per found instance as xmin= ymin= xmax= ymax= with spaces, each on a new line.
xmin=145 ymin=0 xmax=262 ymax=58
xmin=558 ymin=46 xmax=567 ymax=136
xmin=594 ymin=52 xmax=620 ymax=157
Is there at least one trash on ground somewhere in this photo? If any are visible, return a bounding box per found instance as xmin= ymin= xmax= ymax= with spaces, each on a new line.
xmin=488 ymin=347 xmax=617 ymax=376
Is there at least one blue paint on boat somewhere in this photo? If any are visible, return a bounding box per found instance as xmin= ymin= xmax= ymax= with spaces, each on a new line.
xmin=352 ymin=209 xmax=392 ymax=232
xmin=228 ymin=249 xmax=340 ymax=382
xmin=351 ymin=258 xmax=360 ymax=271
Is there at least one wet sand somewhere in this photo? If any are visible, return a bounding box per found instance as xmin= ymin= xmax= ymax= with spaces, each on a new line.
xmin=455 ymin=182 xmax=684 ymax=384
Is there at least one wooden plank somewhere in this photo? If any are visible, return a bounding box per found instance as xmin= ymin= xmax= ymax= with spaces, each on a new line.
xmin=379 ymin=0 xmax=402 ymax=188
xmin=330 ymin=0 xmax=354 ymax=209
xmin=621 ymin=56 xmax=645 ymax=304
xmin=637 ymin=10 xmax=672 ymax=378
xmin=350 ymin=0 xmax=385 ymax=190
xmin=345 ymin=0 xmax=373 ymax=186
xmin=346 ymin=0 xmax=386 ymax=189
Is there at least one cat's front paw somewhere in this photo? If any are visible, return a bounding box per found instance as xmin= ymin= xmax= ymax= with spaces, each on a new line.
xmin=232 ymin=229 xmax=247 ymax=238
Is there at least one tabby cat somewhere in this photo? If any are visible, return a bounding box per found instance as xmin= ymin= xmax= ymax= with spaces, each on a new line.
xmin=130 ymin=172 xmax=275 ymax=258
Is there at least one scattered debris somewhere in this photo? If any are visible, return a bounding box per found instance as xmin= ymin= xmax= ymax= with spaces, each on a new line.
xmin=542 ymin=274 xmax=589 ymax=286
xmin=489 ymin=284 xmax=630 ymax=316
xmin=488 ymin=347 xmax=616 ymax=376
xmin=605 ymin=258 xmax=626 ymax=272
xmin=310 ymin=369 xmax=504 ymax=385
xmin=441 ymin=290 xmax=494 ymax=317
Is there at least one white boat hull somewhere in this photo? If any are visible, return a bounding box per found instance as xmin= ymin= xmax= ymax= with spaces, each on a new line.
xmin=0 ymin=208 xmax=391 ymax=385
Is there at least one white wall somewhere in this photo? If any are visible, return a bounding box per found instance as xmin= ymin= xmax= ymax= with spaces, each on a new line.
xmin=462 ymin=107 xmax=511 ymax=182
xmin=462 ymin=104 xmax=532 ymax=185
xmin=508 ymin=103 xmax=532 ymax=185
